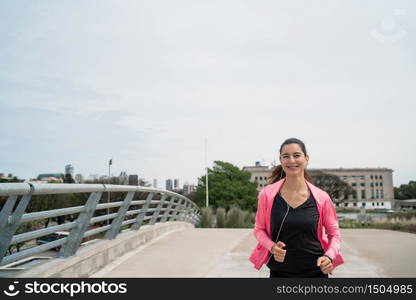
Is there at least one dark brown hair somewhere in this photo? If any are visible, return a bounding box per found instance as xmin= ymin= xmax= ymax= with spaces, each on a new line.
xmin=267 ymin=137 xmax=313 ymax=184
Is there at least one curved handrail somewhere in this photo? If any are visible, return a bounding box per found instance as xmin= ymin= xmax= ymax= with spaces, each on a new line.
xmin=0 ymin=183 xmax=201 ymax=267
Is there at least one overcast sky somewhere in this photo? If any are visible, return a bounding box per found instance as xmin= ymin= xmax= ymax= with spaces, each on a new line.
xmin=0 ymin=0 xmax=415 ymax=187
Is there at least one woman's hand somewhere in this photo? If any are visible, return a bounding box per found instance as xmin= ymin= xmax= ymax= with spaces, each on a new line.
xmin=317 ymin=256 xmax=333 ymax=274
xmin=271 ymin=241 xmax=286 ymax=262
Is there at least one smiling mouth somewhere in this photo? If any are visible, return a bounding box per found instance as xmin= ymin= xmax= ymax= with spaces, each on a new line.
xmin=287 ymin=166 xmax=298 ymax=169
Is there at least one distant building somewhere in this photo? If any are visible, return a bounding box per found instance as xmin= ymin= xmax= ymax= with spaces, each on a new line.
xmin=173 ymin=179 xmax=182 ymax=193
xmin=174 ymin=179 xmax=180 ymax=190
xmin=183 ymin=183 xmax=196 ymax=195
xmin=37 ymin=173 xmax=65 ymax=181
xmin=242 ymin=164 xmax=394 ymax=210
xmin=129 ymin=174 xmax=139 ymax=186
xmin=308 ymin=168 xmax=394 ymax=209
xmin=153 ymin=179 xmax=157 ymax=188
xmin=242 ymin=165 xmax=270 ymax=191
xmin=119 ymin=171 xmax=129 ymax=185
xmin=183 ymin=183 xmax=190 ymax=195
xmin=394 ymin=199 xmax=416 ymax=210
xmin=166 ymin=179 xmax=173 ymax=191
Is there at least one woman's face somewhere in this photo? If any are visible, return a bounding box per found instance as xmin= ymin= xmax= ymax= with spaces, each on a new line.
xmin=279 ymin=143 xmax=309 ymax=176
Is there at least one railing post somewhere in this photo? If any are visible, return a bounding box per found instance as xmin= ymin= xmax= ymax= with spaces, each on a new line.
xmin=58 ymin=191 xmax=102 ymax=258
xmin=188 ymin=204 xmax=197 ymax=224
xmin=149 ymin=194 xmax=167 ymax=225
xmin=169 ymin=198 xmax=184 ymax=221
xmin=190 ymin=206 xmax=199 ymax=225
xmin=183 ymin=203 xmax=194 ymax=223
xmin=160 ymin=196 xmax=175 ymax=223
xmin=181 ymin=201 xmax=190 ymax=223
xmin=0 ymin=195 xmax=18 ymax=230
xmin=185 ymin=203 xmax=199 ymax=225
xmin=105 ymin=191 xmax=135 ymax=240
xmin=178 ymin=200 xmax=191 ymax=222
xmin=0 ymin=188 xmax=33 ymax=263
xmin=131 ymin=192 xmax=154 ymax=230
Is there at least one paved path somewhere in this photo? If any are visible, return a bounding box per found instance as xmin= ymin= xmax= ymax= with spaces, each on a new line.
xmin=91 ymin=228 xmax=416 ymax=277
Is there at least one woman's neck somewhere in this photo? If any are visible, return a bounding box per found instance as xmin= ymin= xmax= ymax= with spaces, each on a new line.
xmin=283 ymin=174 xmax=307 ymax=193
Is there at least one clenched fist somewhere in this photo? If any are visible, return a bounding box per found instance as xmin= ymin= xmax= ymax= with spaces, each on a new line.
xmin=271 ymin=241 xmax=286 ymax=262
xmin=317 ymin=256 xmax=333 ymax=274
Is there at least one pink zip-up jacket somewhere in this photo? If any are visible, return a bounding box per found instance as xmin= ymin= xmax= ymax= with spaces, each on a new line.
xmin=249 ymin=178 xmax=345 ymax=271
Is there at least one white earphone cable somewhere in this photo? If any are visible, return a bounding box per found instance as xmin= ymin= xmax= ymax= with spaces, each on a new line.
xmin=268 ymin=201 xmax=289 ymax=263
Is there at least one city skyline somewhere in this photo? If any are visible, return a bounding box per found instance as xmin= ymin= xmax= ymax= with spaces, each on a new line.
xmin=1 ymin=1 xmax=415 ymax=187
xmin=0 ymin=162 xmax=409 ymax=189
xmin=0 ymin=166 xmax=197 ymax=189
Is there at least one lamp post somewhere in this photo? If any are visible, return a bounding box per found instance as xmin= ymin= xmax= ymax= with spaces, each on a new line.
xmin=205 ymin=138 xmax=209 ymax=208
xmin=107 ymin=158 xmax=112 ymax=225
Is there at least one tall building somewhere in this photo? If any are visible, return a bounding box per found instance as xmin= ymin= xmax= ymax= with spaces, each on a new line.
xmin=153 ymin=179 xmax=158 ymax=188
xmin=166 ymin=179 xmax=173 ymax=191
xmin=119 ymin=171 xmax=129 ymax=185
xmin=183 ymin=183 xmax=190 ymax=195
xmin=242 ymin=164 xmax=394 ymax=210
xmin=174 ymin=179 xmax=180 ymax=190
xmin=183 ymin=183 xmax=196 ymax=195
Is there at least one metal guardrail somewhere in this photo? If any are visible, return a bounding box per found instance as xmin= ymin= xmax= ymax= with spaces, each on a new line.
xmin=0 ymin=183 xmax=201 ymax=266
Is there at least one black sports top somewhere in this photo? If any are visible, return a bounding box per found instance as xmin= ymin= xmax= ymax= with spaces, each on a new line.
xmin=267 ymin=191 xmax=325 ymax=277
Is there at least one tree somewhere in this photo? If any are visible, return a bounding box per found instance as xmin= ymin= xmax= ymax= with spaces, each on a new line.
xmin=64 ymin=173 xmax=75 ymax=183
xmin=195 ymin=161 xmax=258 ymax=211
xmin=138 ymin=178 xmax=151 ymax=187
xmin=309 ymin=171 xmax=355 ymax=204
xmin=0 ymin=176 xmax=23 ymax=183
xmin=394 ymin=181 xmax=416 ymax=200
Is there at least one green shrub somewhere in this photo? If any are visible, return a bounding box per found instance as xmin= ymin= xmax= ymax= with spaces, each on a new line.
xmin=241 ymin=210 xmax=255 ymax=228
xmin=199 ymin=207 xmax=214 ymax=228
xmin=226 ymin=206 xmax=244 ymax=228
xmin=388 ymin=211 xmax=416 ymax=220
xmin=216 ymin=207 xmax=226 ymax=228
xmin=197 ymin=205 xmax=255 ymax=229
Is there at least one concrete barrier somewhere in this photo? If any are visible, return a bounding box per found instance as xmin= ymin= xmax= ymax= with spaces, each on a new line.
xmin=15 ymin=222 xmax=193 ymax=278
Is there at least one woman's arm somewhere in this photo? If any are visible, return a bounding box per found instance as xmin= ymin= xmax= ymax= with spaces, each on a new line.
xmin=322 ymin=194 xmax=342 ymax=261
xmin=253 ymin=189 xmax=275 ymax=252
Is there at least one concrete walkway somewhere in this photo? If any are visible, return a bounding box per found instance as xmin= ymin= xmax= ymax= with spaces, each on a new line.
xmin=91 ymin=228 xmax=416 ymax=278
